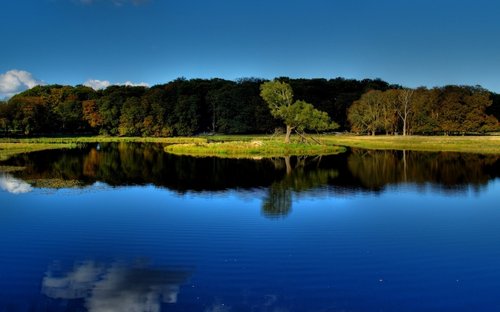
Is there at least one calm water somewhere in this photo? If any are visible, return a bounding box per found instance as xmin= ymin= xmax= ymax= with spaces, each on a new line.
xmin=1 ymin=143 xmax=500 ymax=311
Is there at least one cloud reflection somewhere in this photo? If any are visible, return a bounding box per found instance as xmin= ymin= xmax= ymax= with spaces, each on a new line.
xmin=0 ymin=173 xmax=32 ymax=194
xmin=42 ymin=261 xmax=192 ymax=311
xmin=42 ymin=261 xmax=103 ymax=299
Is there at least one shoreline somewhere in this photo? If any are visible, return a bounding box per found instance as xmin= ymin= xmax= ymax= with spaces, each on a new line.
xmin=1 ymin=135 xmax=500 ymax=162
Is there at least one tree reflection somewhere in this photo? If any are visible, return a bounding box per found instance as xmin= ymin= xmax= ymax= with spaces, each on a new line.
xmin=1 ymin=143 xmax=500 ymax=198
xmin=2 ymin=143 xmax=282 ymax=192
xmin=346 ymin=149 xmax=500 ymax=192
xmin=262 ymin=156 xmax=339 ymax=218
xmin=41 ymin=260 xmax=192 ymax=311
xmin=262 ymin=186 xmax=292 ymax=218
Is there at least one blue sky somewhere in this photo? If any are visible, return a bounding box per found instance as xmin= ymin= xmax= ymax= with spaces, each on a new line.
xmin=1 ymin=0 xmax=499 ymax=97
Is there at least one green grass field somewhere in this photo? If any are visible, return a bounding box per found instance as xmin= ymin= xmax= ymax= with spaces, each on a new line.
xmin=318 ymin=135 xmax=500 ymax=154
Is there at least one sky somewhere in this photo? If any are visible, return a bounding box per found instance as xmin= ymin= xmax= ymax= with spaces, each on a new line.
xmin=1 ymin=0 xmax=499 ymax=98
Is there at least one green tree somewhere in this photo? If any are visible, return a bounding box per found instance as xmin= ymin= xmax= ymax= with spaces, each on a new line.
xmin=260 ymin=80 xmax=338 ymax=143
xmin=410 ymin=87 xmax=438 ymax=134
xmin=0 ymin=101 xmax=16 ymax=135
xmin=434 ymin=86 xmax=495 ymax=135
xmin=348 ymin=90 xmax=384 ymax=135
xmin=141 ymin=87 xmax=171 ymax=137
xmin=173 ymin=95 xmax=199 ymax=136
xmin=118 ymin=97 xmax=144 ymax=136
xmin=380 ymin=89 xmax=398 ymax=135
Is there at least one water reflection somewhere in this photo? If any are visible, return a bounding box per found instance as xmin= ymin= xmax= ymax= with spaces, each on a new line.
xmin=0 ymin=173 xmax=32 ymax=194
xmin=1 ymin=143 xmax=500 ymax=199
xmin=262 ymin=156 xmax=338 ymax=218
xmin=2 ymin=143 xmax=282 ymax=192
xmin=345 ymin=149 xmax=500 ymax=192
xmin=42 ymin=261 xmax=192 ymax=311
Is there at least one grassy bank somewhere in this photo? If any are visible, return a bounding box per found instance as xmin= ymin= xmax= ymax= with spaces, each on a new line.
xmin=0 ymin=136 xmax=205 ymax=144
xmin=1 ymin=134 xmax=500 ymax=162
xmin=164 ymin=139 xmax=346 ymax=158
xmin=0 ymin=142 xmax=78 ymax=161
xmin=0 ymin=136 xmax=205 ymax=161
xmin=319 ymin=135 xmax=500 ymax=154
xmin=186 ymin=134 xmax=500 ymax=155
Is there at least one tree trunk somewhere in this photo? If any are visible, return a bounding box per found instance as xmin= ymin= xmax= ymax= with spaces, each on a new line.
xmin=284 ymin=156 xmax=292 ymax=175
xmin=285 ymin=125 xmax=293 ymax=143
xmin=402 ymin=149 xmax=407 ymax=182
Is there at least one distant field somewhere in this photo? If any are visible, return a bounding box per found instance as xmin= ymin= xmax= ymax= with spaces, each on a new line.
xmin=318 ymin=135 xmax=500 ymax=154
xmin=1 ymin=134 xmax=500 ymax=162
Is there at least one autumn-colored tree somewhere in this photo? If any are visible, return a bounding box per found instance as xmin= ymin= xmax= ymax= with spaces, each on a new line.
xmin=14 ymin=96 xmax=48 ymax=135
xmin=82 ymin=100 xmax=103 ymax=129
xmin=434 ymin=86 xmax=493 ymax=134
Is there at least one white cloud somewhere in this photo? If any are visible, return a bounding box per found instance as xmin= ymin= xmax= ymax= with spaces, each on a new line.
xmin=84 ymin=79 xmax=149 ymax=90
xmin=122 ymin=80 xmax=149 ymax=87
xmin=83 ymin=79 xmax=112 ymax=90
xmin=0 ymin=70 xmax=44 ymax=99
xmin=0 ymin=174 xmax=33 ymax=194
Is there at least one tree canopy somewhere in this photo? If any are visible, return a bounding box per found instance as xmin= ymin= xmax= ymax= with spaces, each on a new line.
xmin=0 ymin=77 xmax=498 ymax=137
xmin=260 ymin=80 xmax=338 ymax=143
xmin=348 ymin=86 xmax=499 ymax=135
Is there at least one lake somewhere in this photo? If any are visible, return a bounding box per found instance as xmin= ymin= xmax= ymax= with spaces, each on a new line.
xmin=1 ymin=143 xmax=500 ymax=311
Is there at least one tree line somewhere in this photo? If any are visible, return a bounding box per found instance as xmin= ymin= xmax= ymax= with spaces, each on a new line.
xmin=348 ymin=86 xmax=499 ymax=135
xmin=0 ymin=77 xmax=499 ymax=136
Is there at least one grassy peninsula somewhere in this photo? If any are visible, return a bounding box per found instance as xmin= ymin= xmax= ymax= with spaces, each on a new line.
xmin=164 ymin=139 xmax=345 ymax=158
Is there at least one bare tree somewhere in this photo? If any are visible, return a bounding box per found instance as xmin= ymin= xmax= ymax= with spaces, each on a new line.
xmin=396 ymin=89 xmax=414 ymax=136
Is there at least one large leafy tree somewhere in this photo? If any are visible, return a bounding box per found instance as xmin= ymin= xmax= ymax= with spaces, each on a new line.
xmin=348 ymin=90 xmax=384 ymax=135
xmin=260 ymin=80 xmax=338 ymax=143
xmin=436 ymin=86 xmax=496 ymax=134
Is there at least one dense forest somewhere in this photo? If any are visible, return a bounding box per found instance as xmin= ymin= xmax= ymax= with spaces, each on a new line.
xmin=0 ymin=77 xmax=499 ymax=136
